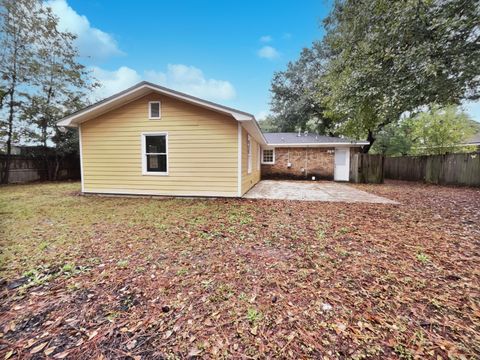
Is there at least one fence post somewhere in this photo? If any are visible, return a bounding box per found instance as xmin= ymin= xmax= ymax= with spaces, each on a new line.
xmin=350 ymin=154 xmax=384 ymax=184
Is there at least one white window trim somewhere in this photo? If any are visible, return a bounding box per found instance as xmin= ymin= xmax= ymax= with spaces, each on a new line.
xmin=141 ymin=132 xmax=168 ymax=176
xmin=257 ymin=143 xmax=261 ymax=171
xmin=247 ymin=134 xmax=252 ymax=174
xmin=261 ymin=148 xmax=275 ymax=164
xmin=148 ymin=101 xmax=161 ymax=120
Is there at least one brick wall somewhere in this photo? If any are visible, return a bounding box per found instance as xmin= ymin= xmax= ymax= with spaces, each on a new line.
xmin=261 ymin=147 xmax=335 ymax=180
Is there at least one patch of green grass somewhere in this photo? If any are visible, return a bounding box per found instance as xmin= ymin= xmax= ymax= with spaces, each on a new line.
xmin=316 ymin=228 xmax=326 ymax=240
xmin=87 ymin=257 xmax=102 ymax=265
xmin=176 ymin=268 xmax=188 ymax=276
xmin=416 ymin=252 xmax=430 ymax=263
xmin=209 ymin=283 xmax=234 ymax=302
xmin=393 ymin=344 xmax=414 ymax=360
xmin=61 ymin=263 xmax=75 ymax=273
xmin=117 ymin=260 xmax=129 ymax=268
xmin=337 ymin=226 xmax=350 ymax=235
xmin=155 ymin=223 xmax=168 ymax=230
xmin=22 ymin=268 xmax=52 ymax=288
xmin=1 ymin=182 xmax=216 ymax=280
xmin=336 ymin=247 xmax=350 ymax=257
xmin=246 ymin=308 xmax=262 ymax=324
xmin=135 ymin=266 xmax=145 ymax=273
xmin=429 ymin=298 xmax=443 ymax=309
xmin=297 ymin=268 xmax=310 ymax=280
xmin=106 ymin=311 xmax=120 ymax=322
xmin=67 ymin=282 xmax=80 ymax=292
xmin=228 ymin=210 xmax=253 ymax=225
xmin=201 ymin=279 xmax=214 ymax=289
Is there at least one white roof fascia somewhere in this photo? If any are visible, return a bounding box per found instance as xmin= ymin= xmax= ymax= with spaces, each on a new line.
xmin=266 ymin=142 xmax=369 ymax=147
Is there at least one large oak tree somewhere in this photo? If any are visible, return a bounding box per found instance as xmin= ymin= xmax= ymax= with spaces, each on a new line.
xmin=270 ymin=0 xmax=480 ymax=152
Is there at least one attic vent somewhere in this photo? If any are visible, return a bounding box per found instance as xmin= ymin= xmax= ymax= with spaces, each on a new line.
xmin=149 ymin=101 xmax=161 ymax=119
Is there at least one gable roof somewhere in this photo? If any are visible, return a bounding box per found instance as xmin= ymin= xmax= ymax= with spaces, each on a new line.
xmin=264 ymin=132 xmax=369 ymax=146
xmin=57 ymin=81 xmax=267 ymax=144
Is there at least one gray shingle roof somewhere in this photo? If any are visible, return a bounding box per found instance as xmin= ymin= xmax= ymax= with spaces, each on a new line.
xmin=264 ymin=132 xmax=368 ymax=145
xmin=463 ymin=132 xmax=480 ymax=145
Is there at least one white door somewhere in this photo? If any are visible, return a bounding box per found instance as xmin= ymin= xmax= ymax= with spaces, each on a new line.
xmin=334 ymin=148 xmax=350 ymax=181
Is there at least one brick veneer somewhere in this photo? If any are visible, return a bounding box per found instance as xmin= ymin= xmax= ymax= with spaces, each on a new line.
xmin=261 ymin=147 xmax=335 ymax=180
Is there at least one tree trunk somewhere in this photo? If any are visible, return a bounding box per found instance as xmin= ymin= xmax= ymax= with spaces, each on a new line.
xmin=1 ymin=88 xmax=15 ymax=184
xmin=362 ymin=130 xmax=375 ymax=153
xmin=43 ymin=86 xmax=53 ymax=180
xmin=43 ymin=136 xmax=50 ymax=181
xmin=53 ymin=155 xmax=61 ymax=181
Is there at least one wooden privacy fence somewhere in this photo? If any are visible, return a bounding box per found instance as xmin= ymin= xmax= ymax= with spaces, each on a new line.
xmin=384 ymin=152 xmax=480 ymax=187
xmin=350 ymin=153 xmax=385 ymax=184
xmin=0 ymin=155 xmax=80 ymax=184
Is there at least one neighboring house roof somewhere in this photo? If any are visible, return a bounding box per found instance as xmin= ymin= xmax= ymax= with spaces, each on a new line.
xmin=264 ymin=132 xmax=369 ymax=147
xmin=57 ymin=81 xmax=267 ymax=145
xmin=462 ymin=132 xmax=480 ymax=146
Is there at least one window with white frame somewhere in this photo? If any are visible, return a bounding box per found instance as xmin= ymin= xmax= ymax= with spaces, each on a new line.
xmin=262 ymin=148 xmax=275 ymax=164
xmin=148 ymin=101 xmax=161 ymax=119
xmin=247 ymin=135 xmax=252 ymax=174
xmin=142 ymin=133 xmax=168 ymax=174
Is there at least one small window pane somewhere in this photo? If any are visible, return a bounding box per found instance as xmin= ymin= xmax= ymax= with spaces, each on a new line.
xmin=146 ymin=136 xmax=166 ymax=153
xmin=150 ymin=102 xmax=160 ymax=118
xmin=147 ymin=154 xmax=167 ymax=172
xmin=263 ymin=149 xmax=274 ymax=163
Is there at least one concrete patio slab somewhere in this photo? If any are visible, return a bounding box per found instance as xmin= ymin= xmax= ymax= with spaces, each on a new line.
xmin=244 ymin=180 xmax=398 ymax=204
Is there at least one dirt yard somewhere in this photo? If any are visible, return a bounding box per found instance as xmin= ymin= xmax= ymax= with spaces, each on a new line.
xmin=0 ymin=181 xmax=479 ymax=359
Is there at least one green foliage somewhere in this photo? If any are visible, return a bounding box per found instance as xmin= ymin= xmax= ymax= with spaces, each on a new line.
xmin=22 ymin=5 xmax=98 ymax=151
xmin=409 ymin=105 xmax=476 ymax=155
xmin=0 ymin=0 xmax=46 ymax=181
xmin=323 ymin=0 xmax=479 ymax=151
xmin=0 ymin=0 xmax=97 ymax=181
xmin=372 ymin=105 xmax=476 ymax=155
xmin=268 ymin=0 xmax=480 ymax=151
xmin=370 ymin=121 xmax=413 ymax=156
xmin=257 ymin=115 xmax=280 ymax=132
xmin=269 ymin=42 xmax=335 ymax=134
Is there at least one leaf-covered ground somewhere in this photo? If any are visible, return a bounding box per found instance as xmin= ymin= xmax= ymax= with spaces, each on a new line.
xmin=0 ymin=181 xmax=479 ymax=359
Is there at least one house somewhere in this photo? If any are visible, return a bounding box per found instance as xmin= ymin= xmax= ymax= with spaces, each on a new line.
xmin=261 ymin=132 xmax=368 ymax=181
xmin=57 ymin=82 xmax=367 ymax=197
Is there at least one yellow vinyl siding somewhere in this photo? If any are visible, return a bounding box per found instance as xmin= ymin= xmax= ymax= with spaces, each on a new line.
xmin=240 ymin=127 xmax=261 ymax=195
xmin=80 ymin=93 xmax=239 ymax=196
